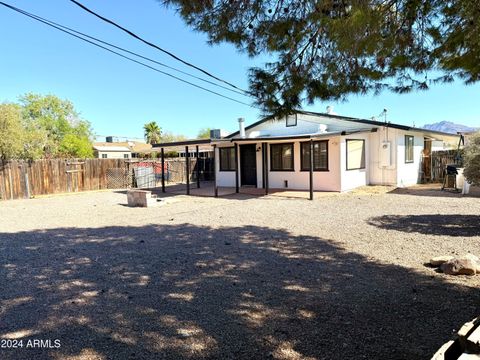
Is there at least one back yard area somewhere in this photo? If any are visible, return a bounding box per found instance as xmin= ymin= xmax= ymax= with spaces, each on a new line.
xmin=0 ymin=187 xmax=479 ymax=360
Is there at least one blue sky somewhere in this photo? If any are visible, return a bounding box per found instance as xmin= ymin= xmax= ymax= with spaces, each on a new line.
xmin=1 ymin=0 xmax=479 ymax=140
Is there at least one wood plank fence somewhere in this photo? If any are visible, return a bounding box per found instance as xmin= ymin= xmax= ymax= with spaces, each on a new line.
xmin=0 ymin=157 xmax=215 ymax=201
xmin=421 ymin=150 xmax=461 ymax=183
xmin=0 ymin=159 xmax=127 ymax=200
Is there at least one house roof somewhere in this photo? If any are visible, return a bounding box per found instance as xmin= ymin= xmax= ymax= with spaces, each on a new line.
xmin=152 ymin=138 xmax=232 ymax=149
xmin=226 ymin=110 xmax=461 ymax=139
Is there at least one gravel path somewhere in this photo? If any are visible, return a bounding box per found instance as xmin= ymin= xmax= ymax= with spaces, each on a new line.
xmin=0 ymin=187 xmax=479 ymax=360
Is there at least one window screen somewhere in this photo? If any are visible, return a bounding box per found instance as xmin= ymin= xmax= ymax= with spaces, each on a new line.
xmin=219 ymin=147 xmax=235 ymax=171
xmin=405 ymin=135 xmax=414 ymax=163
xmin=270 ymin=143 xmax=294 ymax=171
xmin=301 ymin=141 xmax=328 ymax=171
xmin=346 ymin=139 xmax=365 ymax=170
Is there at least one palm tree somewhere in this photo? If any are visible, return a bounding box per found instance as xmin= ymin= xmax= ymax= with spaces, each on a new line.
xmin=143 ymin=121 xmax=161 ymax=144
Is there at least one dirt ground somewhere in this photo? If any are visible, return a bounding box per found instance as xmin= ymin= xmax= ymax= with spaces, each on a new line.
xmin=0 ymin=186 xmax=479 ymax=360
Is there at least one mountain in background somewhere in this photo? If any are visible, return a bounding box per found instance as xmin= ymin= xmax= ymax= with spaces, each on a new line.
xmin=422 ymin=121 xmax=478 ymax=134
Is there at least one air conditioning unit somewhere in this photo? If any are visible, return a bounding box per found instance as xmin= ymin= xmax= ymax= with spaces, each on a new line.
xmin=380 ymin=141 xmax=391 ymax=167
xmin=210 ymin=129 xmax=221 ymax=139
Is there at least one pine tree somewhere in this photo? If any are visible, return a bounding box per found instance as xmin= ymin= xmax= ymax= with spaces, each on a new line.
xmin=163 ymin=0 xmax=480 ymax=116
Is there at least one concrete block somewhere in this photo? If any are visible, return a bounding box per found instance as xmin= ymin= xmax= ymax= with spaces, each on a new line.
xmin=127 ymin=189 xmax=159 ymax=207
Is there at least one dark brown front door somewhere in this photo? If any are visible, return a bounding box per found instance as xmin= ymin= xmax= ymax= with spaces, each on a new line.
xmin=240 ymin=144 xmax=257 ymax=186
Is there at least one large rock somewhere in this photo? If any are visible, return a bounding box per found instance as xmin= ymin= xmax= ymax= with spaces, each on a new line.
xmin=441 ymin=258 xmax=477 ymax=276
xmin=430 ymin=256 xmax=455 ymax=267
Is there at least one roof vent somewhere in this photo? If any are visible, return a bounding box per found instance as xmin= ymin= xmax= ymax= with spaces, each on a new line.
xmin=318 ymin=124 xmax=328 ymax=133
xmin=326 ymin=106 xmax=337 ymax=115
xmin=238 ymin=117 xmax=246 ymax=138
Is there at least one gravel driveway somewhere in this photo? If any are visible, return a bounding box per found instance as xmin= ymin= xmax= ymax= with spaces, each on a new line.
xmin=0 ymin=187 xmax=479 ymax=360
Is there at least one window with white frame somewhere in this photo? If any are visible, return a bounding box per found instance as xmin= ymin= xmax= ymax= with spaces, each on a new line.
xmin=346 ymin=139 xmax=365 ymax=170
xmin=405 ymin=135 xmax=414 ymax=163
xmin=219 ymin=147 xmax=235 ymax=171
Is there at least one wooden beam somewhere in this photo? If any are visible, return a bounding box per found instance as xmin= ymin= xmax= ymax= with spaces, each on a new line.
xmin=213 ymin=145 xmax=218 ymax=197
xmin=161 ymin=147 xmax=165 ymax=193
xmin=186 ymin=145 xmax=190 ymax=195
xmin=196 ymin=145 xmax=200 ymax=188
xmin=234 ymin=143 xmax=239 ymax=193
xmin=261 ymin=143 xmax=266 ymax=189
xmin=309 ymin=139 xmax=314 ymax=200
xmin=265 ymin=143 xmax=269 ymax=195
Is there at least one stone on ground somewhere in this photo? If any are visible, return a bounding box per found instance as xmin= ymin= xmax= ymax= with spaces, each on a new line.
xmin=441 ymin=258 xmax=477 ymax=276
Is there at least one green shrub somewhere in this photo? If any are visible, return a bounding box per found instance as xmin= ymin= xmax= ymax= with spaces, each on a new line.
xmin=463 ymin=132 xmax=480 ymax=185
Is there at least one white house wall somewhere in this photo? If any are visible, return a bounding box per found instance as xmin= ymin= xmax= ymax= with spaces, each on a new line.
xmin=368 ymin=127 xmax=398 ymax=186
xmin=340 ymin=133 xmax=370 ymax=191
xmin=396 ymin=131 xmax=423 ymax=187
xmin=266 ymin=139 xmax=341 ymax=191
xmin=215 ymin=138 xmax=342 ymax=192
xmin=215 ymin=145 xmax=236 ymax=187
xmin=97 ymin=151 xmax=131 ymax=159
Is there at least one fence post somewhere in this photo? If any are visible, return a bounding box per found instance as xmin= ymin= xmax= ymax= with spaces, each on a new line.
xmin=234 ymin=143 xmax=239 ymax=193
xmin=213 ymin=145 xmax=218 ymax=197
xmin=23 ymin=163 xmax=31 ymax=199
xmin=309 ymin=139 xmax=314 ymax=201
xmin=196 ymin=145 xmax=200 ymax=188
xmin=8 ymin=163 xmax=13 ymax=200
xmin=186 ymin=146 xmax=190 ymax=195
xmin=265 ymin=143 xmax=269 ymax=195
xmin=161 ymin=148 xmax=165 ymax=193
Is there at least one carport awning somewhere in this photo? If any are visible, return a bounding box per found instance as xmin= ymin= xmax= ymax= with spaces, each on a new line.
xmin=151 ymin=138 xmax=229 ymax=151
xmin=150 ymin=128 xmax=378 ymax=150
xmin=217 ymin=128 xmax=378 ymax=143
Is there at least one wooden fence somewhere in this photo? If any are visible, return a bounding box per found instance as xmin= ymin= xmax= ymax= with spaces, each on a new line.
xmin=0 ymin=157 xmax=215 ymax=201
xmin=0 ymin=159 xmax=128 ymax=200
xmin=421 ymin=150 xmax=461 ymax=183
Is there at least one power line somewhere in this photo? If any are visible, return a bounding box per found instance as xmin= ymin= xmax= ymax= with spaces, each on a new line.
xmin=69 ymin=0 xmax=248 ymax=94
xmin=0 ymin=1 xmax=256 ymax=108
xmin=0 ymin=1 xmax=248 ymax=97
xmin=42 ymin=11 xmax=248 ymax=97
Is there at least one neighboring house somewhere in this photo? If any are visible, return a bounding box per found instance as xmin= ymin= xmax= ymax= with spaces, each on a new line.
xmin=93 ymin=138 xmax=152 ymax=159
xmin=213 ymin=110 xmax=460 ymax=191
xmin=178 ymin=149 xmax=213 ymax=158
xmin=93 ymin=145 xmax=132 ymax=159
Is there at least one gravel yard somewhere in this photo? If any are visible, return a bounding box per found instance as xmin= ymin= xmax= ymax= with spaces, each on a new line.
xmin=0 ymin=187 xmax=479 ymax=360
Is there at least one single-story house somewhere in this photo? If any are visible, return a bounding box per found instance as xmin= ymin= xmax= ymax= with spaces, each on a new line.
xmin=93 ymin=139 xmax=152 ymax=159
xmin=178 ymin=148 xmax=213 ymax=159
xmin=214 ymin=110 xmax=460 ymax=192
xmin=153 ymin=110 xmax=461 ymax=198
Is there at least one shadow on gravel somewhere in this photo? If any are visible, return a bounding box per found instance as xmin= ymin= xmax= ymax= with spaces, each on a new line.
xmin=368 ymin=214 xmax=480 ymax=237
xmin=0 ymin=224 xmax=479 ymax=360
xmin=388 ymin=186 xmax=480 ymax=198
